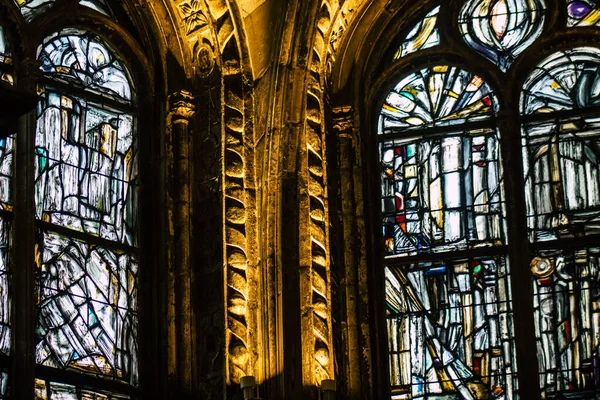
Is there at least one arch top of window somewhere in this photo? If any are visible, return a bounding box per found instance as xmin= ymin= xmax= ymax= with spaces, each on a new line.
xmin=394 ymin=5 xmax=441 ymax=59
xmin=379 ymin=65 xmax=498 ymax=136
xmin=520 ymin=46 xmax=600 ymax=116
xmin=15 ymin=0 xmax=115 ymax=22
xmin=37 ymin=29 xmax=134 ymax=104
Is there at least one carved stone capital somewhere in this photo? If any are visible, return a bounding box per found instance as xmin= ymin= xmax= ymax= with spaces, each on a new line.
xmin=332 ymin=106 xmax=353 ymax=138
xmin=169 ymin=90 xmax=196 ymax=124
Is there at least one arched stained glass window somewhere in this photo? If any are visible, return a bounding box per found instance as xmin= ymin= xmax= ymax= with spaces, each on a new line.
xmin=33 ymin=29 xmax=138 ymax=394
xmin=15 ymin=0 xmax=113 ymax=21
xmin=521 ymin=47 xmax=600 ymax=397
xmin=567 ymin=0 xmax=600 ymax=26
xmin=394 ymin=6 xmax=441 ymax=59
xmin=381 ymin=65 xmax=517 ymax=399
xmin=459 ymin=0 xmax=547 ymax=71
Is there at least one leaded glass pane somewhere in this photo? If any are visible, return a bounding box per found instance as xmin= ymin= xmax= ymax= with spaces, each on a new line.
xmin=459 ymin=0 xmax=546 ymax=72
xmin=567 ymin=0 xmax=600 ymax=26
xmin=381 ymin=129 xmax=506 ymax=256
xmin=522 ymin=116 xmax=600 ymax=242
xmin=0 ymin=136 xmax=14 ymax=210
xmin=521 ymin=47 xmax=600 ymax=115
xmin=386 ymin=256 xmax=517 ymax=399
xmin=394 ymin=6 xmax=440 ymax=59
xmin=0 ymin=219 xmax=10 ymax=357
xmin=35 ymin=230 xmax=138 ymax=384
xmin=532 ymin=248 xmax=600 ymax=397
xmin=38 ymin=31 xmax=132 ymax=103
xmin=14 ymin=0 xmax=55 ymax=22
xmin=35 ymin=379 xmax=130 ymax=399
xmin=0 ymin=26 xmax=11 ymax=64
xmin=34 ymin=89 xmax=138 ymax=245
xmin=380 ymin=66 xmax=497 ymax=134
xmin=79 ymin=0 xmax=112 ymax=17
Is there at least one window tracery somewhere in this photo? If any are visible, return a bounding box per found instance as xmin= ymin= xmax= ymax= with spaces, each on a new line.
xmin=377 ymin=2 xmax=600 ymax=399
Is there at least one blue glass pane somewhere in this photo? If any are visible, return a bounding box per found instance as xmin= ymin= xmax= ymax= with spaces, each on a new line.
xmin=459 ymin=0 xmax=546 ymax=72
xmin=386 ymin=256 xmax=517 ymax=399
xmin=395 ymin=6 xmax=441 ymax=59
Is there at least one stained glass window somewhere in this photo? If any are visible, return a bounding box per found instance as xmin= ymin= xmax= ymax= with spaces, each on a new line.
xmin=34 ymin=30 xmax=138 ymax=390
xmin=35 ymin=378 xmax=130 ymax=399
xmin=14 ymin=0 xmax=56 ymax=22
xmin=380 ymin=66 xmax=516 ymax=399
xmin=36 ymin=231 xmax=138 ymax=381
xmin=521 ymin=48 xmax=600 ymax=241
xmin=530 ymin=248 xmax=600 ymax=397
xmin=394 ymin=6 xmax=440 ymax=59
xmin=38 ymin=31 xmax=132 ymax=103
xmin=0 ymin=26 xmax=13 ymax=85
xmin=380 ymin=66 xmax=497 ymax=133
xmin=459 ymin=0 xmax=546 ymax=72
xmin=521 ymin=47 xmax=600 ymax=398
xmin=15 ymin=0 xmax=112 ymax=21
xmin=567 ymin=0 xmax=600 ymax=26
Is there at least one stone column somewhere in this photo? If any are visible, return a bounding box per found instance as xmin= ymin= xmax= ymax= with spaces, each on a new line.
xmin=496 ymin=110 xmax=541 ymax=399
xmin=331 ymin=106 xmax=363 ymax=397
xmin=168 ymin=91 xmax=195 ymax=396
xmin=12 ymin=58 xmax=40 ymax=400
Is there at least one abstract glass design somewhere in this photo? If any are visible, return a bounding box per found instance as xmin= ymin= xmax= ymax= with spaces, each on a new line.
xmin=0 ymin=220 xmax=11 ymax=357
xmin=394 ymin=6 xmax=440 ymax=59
xmin=0 ymin=26 xmax=13 ymax=85
xmin=38 ymin=31 xmax=132 ymax=102
xmin=34 ymin=88 xmax=137 ymax=245
xmin=0 ymin=136 xmax=14 ymax=210
xmin=380 ymin=66 xmax=497 ymax=134
xmin=79 ymin=0 xmax=113 ymax=17
xmin=386 ymin=256 xmax=517 ymax=399
xmin=521 ymin=47 xmax=600 ymax=115
xmin=522 ymin=116 xmax=600 ymax=242
xmin=34 ymin=30 xmax=138 ymax=392
xmin=459 ymin=0 xmax=546 ymax=72
xmin=0 ymin=26 xmax=11 ymax=64
xmin=532 ymin=248 xmax=600 ymax=397
xmin=35 ymin=378 xmax=130 ymax=399
xmin=521 ymin=48 xmax=600 ymax=242
xmin=35 ymin=230 xmax=138 ymax=383
xmin=567 ymin=0 xmax=600 ymax=26
xmin=380 ymin=129 xmax=506 ymax=256
xmin=14 ymin=0 xmax=56 ymax=21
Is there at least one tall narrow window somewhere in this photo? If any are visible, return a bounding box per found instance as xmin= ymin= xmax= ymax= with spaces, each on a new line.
xmin=33 ymin=29 xmax=138 ymax=396
xmin=380 ymin=66 xmax=517 ymax=399
xmin=0 ymin=22 xmax=13 ymax=399
xmin=521 ymin=47 xmax=600 ymax=398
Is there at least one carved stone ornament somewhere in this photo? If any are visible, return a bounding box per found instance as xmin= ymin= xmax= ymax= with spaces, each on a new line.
xmin=196 ymin=43 xmax=215 ymax=78
xmin=178 ymin=0 xmax=210 ymax=35
xmin=332 ymin=106 xmax=353 ymax=138
xmin=169 ymin=90 xmax=196 ymax=123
